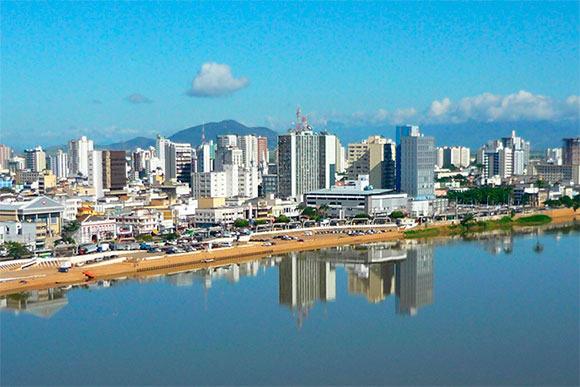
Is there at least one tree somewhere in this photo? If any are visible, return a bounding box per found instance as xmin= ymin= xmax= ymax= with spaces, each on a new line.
xmin=255 ymin=219 xmax=267 ymax=225
xmin=460 ymin=214 xmax=474 ymax=229
xmin=274 ymin=215 xmax=290 ymax=223
xmin=0 ymin=187 xmax=15 ymax=194
xmin=389 ymin=211 xmax=405 ymax=219
xmin=354 ymin=213 xmax=371 ymax=219
xmin=1 ymin=242 xmax=31 ymax=259
xmin=233 ymin=219 xmax=249 ymax=228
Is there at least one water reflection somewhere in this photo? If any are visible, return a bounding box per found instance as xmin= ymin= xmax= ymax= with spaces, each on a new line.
xmin=2 ymin=222 xmax=577 ymax=321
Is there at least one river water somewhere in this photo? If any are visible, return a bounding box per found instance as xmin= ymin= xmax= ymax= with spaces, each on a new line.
xmin=1 ymin=225 xmax=579 ymax=386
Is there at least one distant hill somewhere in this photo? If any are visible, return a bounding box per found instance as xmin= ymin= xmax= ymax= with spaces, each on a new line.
xmin=169 ymin=120 xmax=278 ymax=149
xmin=101 ymin=137 xmax=156 ymax=151
xmin=43 ymin=120 xmax=279 ymax=154
xmin=327 ymin=119 xmax=580 ymax=149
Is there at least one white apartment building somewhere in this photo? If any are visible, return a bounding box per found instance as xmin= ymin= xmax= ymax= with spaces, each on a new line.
xmin=68 ymin=136 xmax=94 ymax=177
xmin=194 ymin=206 xmax=245 ymax=226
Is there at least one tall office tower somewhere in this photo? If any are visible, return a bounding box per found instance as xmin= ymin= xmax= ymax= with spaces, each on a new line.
xmin=477 ymin=140 xmax=514 ymax=179
xmin=562 ymin=138 xmax=580 ymax=165
xmin=0 ymin=144 xmax=13 ymax=169
xmin=166 ymin=142 xmax=193 ymax=183
xmin=278 ymin=131 xmax=319 ymax=199
xmin=7 ymin=156 xmax=25 ymax=173
xmin=395 ymin=245 xmax=434 ymax=316
xmin=501 ymin=130 xmax=531 ymax=172
xmin=395 ymin=125 xmax=420 ymax=191
xmin=319 ymin=132 xmax=338 ymax=189
xmin=257 ymin=136 xmax=268 ymax=166
xmin=156 ymin=135 xmax=171 ymax=174
xmin=49 ymin=150 xmax=69 ymax=178
xmin=346 ymin=136 xmax=395 ymax=189
xmin=102 ymin=151 xmax=127 ymax=190
xmin=68 ymin=136 xmax=94 ymax=177
xmin=435 ymin=147 xmax=445 ymax=168
xmin=88 ymin=150 xmax=104 ymax=198
xmin=383 ymin=141 xmax=396 ymax=189
xmin=238 ymin=135 xmax=259 ymax=167
xmin=24 ymin=146 xmax=46 ymax=172
xmin=397 ymin=126 xmax=435 ymax=198
xmin=278 ymin=252 xmax=336 ymax=311
xmin=217 ymin=134 xmax=238 ymax=149
xmin=197 ymin=142 xmax=214 ymax=173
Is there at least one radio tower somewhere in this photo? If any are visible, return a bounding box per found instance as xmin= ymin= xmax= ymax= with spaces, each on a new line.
xmin=201 ymin=121 xmax=206 ymax=144
xmin=296 ymin=107 xmax=302 ymax=132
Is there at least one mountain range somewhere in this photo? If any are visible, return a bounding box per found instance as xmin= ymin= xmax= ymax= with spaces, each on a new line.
xmin=45 ymin=120 xmax=279 ymax=153
xmin=44 ymin=118 xmax=578 ymax=154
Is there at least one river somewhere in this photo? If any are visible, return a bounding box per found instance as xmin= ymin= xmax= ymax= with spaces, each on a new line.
xmin=1 ymin=224 xmax=578 ymax=385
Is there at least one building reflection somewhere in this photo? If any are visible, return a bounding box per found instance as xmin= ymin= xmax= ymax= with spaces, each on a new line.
xmin=347 ymin=263 xmax=396 ymax=304
xmin=278 ymin=251 xmax=336 ymax=327
xmin=1 ymin=288 xmax=69 ymax=318
xmin=395 ymin=245 xmax=434 ymax=316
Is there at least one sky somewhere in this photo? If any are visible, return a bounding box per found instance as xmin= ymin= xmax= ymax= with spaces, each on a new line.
xmin=1 ymin=1 xmax=579 ymax=149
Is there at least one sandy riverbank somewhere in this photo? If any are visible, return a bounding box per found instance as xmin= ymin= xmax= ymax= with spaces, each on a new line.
xmin=1 ymin=207 xmax=577 ymax=296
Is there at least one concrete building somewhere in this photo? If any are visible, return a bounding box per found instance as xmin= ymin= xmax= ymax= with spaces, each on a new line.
xmin=304 ymin=175 xmax=408 ymax=218
xmin=156 ymin=135 xmax=171 ymax=174
xmin=238 ymin=135 xmax=259 ymax=168
xmin=397 ymin=125 xmax=435 ymax=199
xmin=194 ymin=206 xmax=245 ymax=227
xmin=563 ymin=138 xmax=580 ymax=165
xmin=0 ymin=221 xmax=38 ymax=252
xmin=102 ymin=150 xmax=127 ymax=191
xmin=166 ymin=142 xmax=193 ymax=183
xmin=257 ymin=136 xmax=268 ymax=166
xmin=0 ymin=144 xmax=13 ymax=169
xmin=68 ymin=136 xmax=94 ymax=177
xmin=435 ymin=146 xmax=470 ymax=168
xmin=88 ymin=150 xmax=104 ymax=198
xmin=347 ymin=136 xmax=396 ymax=189
xmin=24 ymin=146 xmax=46 ymax=172
xmin=477 ymin=140 xmax=513 ymax=180
xmin=530 ymin=163 xmax=580 ymax=185
xmin=15 ymin=170 xmax=57 ymax=193
xmin=261 ymin=174 xmax=279 ymax=197
xmin=545 ymin=148 xmax=563 ymax=165
xmin=48 ymin=150 xmax=69 ymax=178
xmin=74 ymin=214 xmax=117 ymax=244
xmin=0 ymin=196 xmax=65 ymax=244
xmin=278 ymin=129 xmax=338 ymax=200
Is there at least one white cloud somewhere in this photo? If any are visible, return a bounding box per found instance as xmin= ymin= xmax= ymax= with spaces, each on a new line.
xmin=188 ymin=62 xmax=249 ymax=97
xmin=320 ymin=91 xmax=579 ymax=128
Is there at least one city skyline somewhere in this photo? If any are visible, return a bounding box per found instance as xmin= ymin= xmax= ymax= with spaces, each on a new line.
xmin=2 ymin=1 xmax=579 ymax=149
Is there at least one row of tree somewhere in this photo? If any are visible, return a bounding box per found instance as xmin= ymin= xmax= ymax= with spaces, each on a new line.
xmin=544 ymin=195 xmax=580 ymax=210
xmin=447 ymin=186 xmax=514 ymax=205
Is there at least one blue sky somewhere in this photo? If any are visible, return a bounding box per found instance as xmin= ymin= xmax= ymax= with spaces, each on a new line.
xmin=2 ymin=1 xmax=579 ymax=149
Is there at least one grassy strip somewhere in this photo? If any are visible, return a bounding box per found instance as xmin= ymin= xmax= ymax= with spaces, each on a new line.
xmin=404 ymin=227 xmax=441 ymax=238
xmin=514 ymin=214 xmax=552 ymax=225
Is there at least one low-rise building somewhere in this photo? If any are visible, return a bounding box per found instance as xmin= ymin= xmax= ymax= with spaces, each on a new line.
xmin=74 ymin=214 xmax=117 ymax=244
xmin=304 ymin=176 xmax=408 ymax=218
xmin=194 ymin=206 xmax=245 ymax=227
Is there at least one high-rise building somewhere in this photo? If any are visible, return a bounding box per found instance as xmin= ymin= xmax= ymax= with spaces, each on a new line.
xmin=24 ymin=146 xmax=46 ymax=172
xmin=196 ymin=142 xmax=214 ymax=173
xmin=278 ymin=129 xmax=338 ymax=199
xmin=48 ymin=150 xmax=69 ymax=178
xmin=347 ymin=136 xmax=396 ymax=189
xmin=396 ymin=126 xmax=435 ymax=198
xmin=563 ymin=138 xmax=580 ymax=165
xmin=88 ymin=150 xmax=104 ymax=198
xmin=238 ymin=135 xmax=259 ymax=168
xmin=0 ymin=144 xmax=13 ymax=169
xmin=477 ymin=140 xmax=514 ymax=180
xmin=166 ymin=142 xmax=193 ymax=183
xmin=217 ymin=134 xmax=238 ymax=149
xmin=435 ymin=146 xmax=471 ymax=169
xmin=156 ymin=135 xmax=171 ymax=174
xmin=396 ymin=245 xmax=434 ymax=316
xmin=68 ymin=136 xmax=94 ymax=177
xmin=257 ymin=136 xmax=268 ymax=166
xmin=102 ymin=151 xmax=127 ymax=190
xmin=545 ymin=148 xmax=563 ymax=165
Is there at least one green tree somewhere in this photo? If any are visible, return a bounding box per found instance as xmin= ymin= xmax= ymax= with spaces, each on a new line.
xmin=0 ymin=187 xmax=15 ymax=194
xmin=1 ymin=242 xmax=31 ymax=259
xmin=354 ymin=213 xmax=371 ymax=219
xmin=255 ymin=219 xmax=267 ymax=225
xmin=233 ymin=219 xmax=249 ymax=228
xmin=389 ymin=211 xmax=405 ymax=219
xmin=460 ymin=214 xmax=474 ymax=229
xmin=274 ymin=215 xmax=290 ymax=223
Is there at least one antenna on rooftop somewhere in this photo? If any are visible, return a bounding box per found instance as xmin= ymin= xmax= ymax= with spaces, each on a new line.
xmin=296 ymin=107 xmax=302 ymax=132
xmin=202 ymin=121 xmax=206 ymax=144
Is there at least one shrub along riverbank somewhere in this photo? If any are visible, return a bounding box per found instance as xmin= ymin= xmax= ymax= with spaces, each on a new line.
xmin=404 ymin=214 xmax=553 ymax=239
